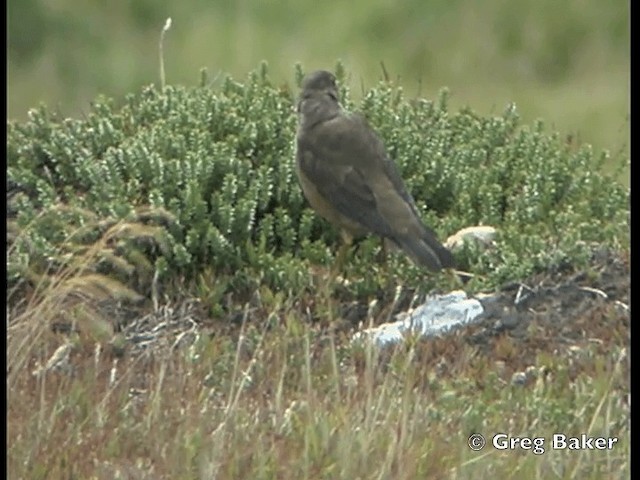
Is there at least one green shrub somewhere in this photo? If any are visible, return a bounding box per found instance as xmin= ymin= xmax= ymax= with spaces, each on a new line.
xmin=7 ymin=63 xmax=629 ymax=305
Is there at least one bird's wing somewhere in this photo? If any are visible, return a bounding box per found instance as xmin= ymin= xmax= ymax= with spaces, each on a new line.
xmin=296 ymin=114 xmax=405 ymax=237
xmin=297 ymin=112 xmax=455 ymax=271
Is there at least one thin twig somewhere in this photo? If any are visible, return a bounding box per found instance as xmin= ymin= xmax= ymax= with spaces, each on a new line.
xmin=159 ymin=18 xmax=172 ymax=90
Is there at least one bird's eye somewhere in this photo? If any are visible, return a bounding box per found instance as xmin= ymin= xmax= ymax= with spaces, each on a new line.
xmin=327 ymin=91 xmax=337 ymax=101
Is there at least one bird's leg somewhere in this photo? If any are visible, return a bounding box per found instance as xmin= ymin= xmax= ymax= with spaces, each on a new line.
xmin=378 ymin=238 xmax=394 ymax=265
xmin=315 ymin=232 xmax=353 ymax=326
xmin=329 ymin=231 xmax=354 ymax=282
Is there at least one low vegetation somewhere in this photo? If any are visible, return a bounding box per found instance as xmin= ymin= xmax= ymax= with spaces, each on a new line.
xmin=7 ymin=64 xmax=629 ymax=478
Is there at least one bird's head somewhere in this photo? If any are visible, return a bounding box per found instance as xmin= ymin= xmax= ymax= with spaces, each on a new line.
xmin=297 ymin=70 xmax=341 ymax=127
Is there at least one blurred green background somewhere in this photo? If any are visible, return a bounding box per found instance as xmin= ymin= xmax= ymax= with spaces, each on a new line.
xmin=8 ymin=0 xmax=629 ymax=179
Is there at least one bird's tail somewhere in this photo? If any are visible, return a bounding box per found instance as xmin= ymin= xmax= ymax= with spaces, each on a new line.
xmin=393 ymin=227 xmax=455 ymax=272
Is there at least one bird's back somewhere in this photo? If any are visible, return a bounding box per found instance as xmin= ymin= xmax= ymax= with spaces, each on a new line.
xmin=295 ymin=72 xmax=455 ymax=271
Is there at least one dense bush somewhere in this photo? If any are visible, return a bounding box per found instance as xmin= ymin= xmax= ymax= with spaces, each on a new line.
xmin=7 ymin=64 xmax=629 ymax=306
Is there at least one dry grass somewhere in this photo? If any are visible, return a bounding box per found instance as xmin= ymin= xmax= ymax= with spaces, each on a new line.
xmin=8 ymin=263 xmax=629 ymax=479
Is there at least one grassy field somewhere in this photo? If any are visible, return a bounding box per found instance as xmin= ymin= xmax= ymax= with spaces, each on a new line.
xmin=7 ymin=75 xmax=630 ymax=478
xmin=7 ymin=1 xmax=630 ymax=478
xmin=7 ymin=260 xmax=630 ymax=478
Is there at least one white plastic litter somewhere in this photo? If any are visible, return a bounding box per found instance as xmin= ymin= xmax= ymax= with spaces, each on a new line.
xmin=353 ymin=290 xmax=485 ymax=347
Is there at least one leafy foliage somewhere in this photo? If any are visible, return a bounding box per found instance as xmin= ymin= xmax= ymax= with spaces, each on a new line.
xmin=7 ymin=64 xmax=629 ymax=305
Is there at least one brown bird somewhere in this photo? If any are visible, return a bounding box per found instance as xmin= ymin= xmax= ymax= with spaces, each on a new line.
xmin=295 ymin=70 xmax=455 ymax=272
